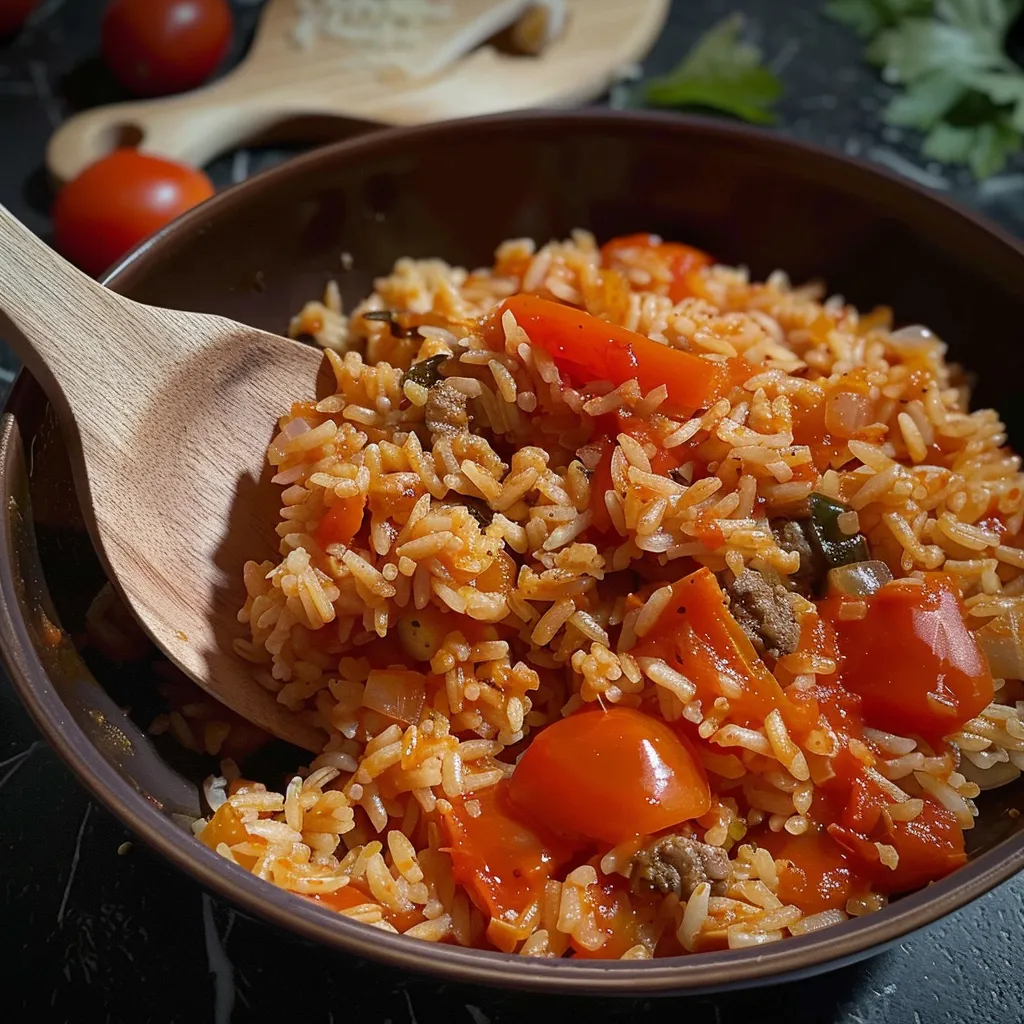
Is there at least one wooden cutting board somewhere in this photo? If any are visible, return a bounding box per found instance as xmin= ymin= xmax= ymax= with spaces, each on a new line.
xmin=47 ymin=0 xmax=669 ymax=184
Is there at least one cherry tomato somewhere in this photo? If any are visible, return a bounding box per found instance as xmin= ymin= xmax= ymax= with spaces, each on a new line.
xmin=315 ymin=495 xmax=366 ymax=550
xmin=507 ymin=707 xmax=711 ymax=845
xmin=102 ymin=0 xmax=232 ymax=97
xmin=53 ymin=150 xmax=214 ymax=277
xmin=0 ymin=0 xmax=38 ymax=36
xmin=440 ymin=782 xmax=579 ymax=924
xmin=821 ymin=574 xmax=993 ymax=740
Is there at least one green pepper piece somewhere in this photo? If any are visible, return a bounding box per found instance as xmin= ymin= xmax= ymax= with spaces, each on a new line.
xmin=807 ymin=492 xmax=870 ymax=568
xmin=403 ymin=353 xmax=450 ymax=389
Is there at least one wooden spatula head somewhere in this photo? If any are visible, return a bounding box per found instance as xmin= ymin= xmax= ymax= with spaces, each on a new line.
xmin=0 ymin=205 xmax=330 ymax=751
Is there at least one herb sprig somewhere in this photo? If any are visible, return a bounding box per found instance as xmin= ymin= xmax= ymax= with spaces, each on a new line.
xmin=826 ymin=0 xmax=1024 ymax=178
xmin=642 ymin=14 xmax=783 ymax=125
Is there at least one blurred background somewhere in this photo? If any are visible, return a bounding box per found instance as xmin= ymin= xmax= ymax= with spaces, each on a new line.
xmin=2 ymin=1 xmax=1024 ymax=1022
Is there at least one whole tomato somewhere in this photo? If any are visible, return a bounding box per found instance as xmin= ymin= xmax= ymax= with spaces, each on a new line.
xmin=101 ymin=0 xmax=233 ymax=96
xmin=53 ymin=149 xmax=215 ymax=277
xmin=0 ymin=0 xmax=39 ymax=36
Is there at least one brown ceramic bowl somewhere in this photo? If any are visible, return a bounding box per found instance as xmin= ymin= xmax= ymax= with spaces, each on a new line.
xmin=3 ymin=110 xmax=1024 ymax=995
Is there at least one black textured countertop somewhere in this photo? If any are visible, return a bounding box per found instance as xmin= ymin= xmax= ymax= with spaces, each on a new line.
xmin=2 ymin=2 xmax=1023 ymax=1022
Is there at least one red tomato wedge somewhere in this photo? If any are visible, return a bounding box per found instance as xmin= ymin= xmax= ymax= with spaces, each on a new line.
xmin=828 ymin=798 xmax=966 ymax=894
xmin=507 ymin=707 xmax=711 ymax=845
xmin=440 ymin=781 xmax=579 ymax=924
xmin=821 ymin=574 xmax=993 ymax=740
xmin=632 ymin=567 xmax=819 ymax=736
xmin=763 ymin=828 xmax=861 ymax=916
xmin=482 ymin=295 xmax=750 ymax=416
xmin=600 ymin=233 xmax=713 ymax=303
xmin=570 ymin=877 xmax=651 ymax=960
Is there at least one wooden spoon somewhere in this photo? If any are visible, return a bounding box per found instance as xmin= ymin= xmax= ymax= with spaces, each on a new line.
xmin=47 ymin=0 xmax=669 ymax=184
xmin=0 ymin=205 xmax=328 ymax=752
xmin=47 ymin=0 xmax=538 ymax=183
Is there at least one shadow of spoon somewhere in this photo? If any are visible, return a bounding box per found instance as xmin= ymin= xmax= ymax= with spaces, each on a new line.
xmin=0 ymin=204 xmax=329 ymax=752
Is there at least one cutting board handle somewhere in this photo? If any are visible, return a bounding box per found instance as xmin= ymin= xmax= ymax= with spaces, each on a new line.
xmin=47 ymin=80 xmax=292 ymax=185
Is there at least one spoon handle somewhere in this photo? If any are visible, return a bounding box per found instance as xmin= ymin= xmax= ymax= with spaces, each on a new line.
xmin=0 ymin=204 xmax=146 ymax=421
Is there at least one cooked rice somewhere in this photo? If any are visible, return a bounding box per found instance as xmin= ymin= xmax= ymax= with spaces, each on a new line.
xmin=191 ymin=230 xmax=1024 ymax=958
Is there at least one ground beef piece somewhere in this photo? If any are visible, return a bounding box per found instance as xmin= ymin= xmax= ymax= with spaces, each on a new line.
xmin=772 ymin=518 xmax=825 ymax=597
xmin=632 ymin=835 xmax=731 ymax=899
xmin=724 ymin=568 xmax=800 ymax=660
xmin=425 ymin=379 xmax=469 ymax=436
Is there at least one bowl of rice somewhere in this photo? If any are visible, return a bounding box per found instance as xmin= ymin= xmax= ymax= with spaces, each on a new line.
xmin=3 ymin=110 xmax=1024 ymax=994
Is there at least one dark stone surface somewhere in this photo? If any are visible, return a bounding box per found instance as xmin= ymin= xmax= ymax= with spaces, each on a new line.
xmin=1 ymin=2 xmax=1022 ymax=1022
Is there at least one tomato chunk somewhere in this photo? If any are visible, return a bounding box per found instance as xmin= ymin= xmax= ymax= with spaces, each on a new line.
xmin=585 ymin=413 xmax=684 ymax=536
xmin=600 ymin=233 xmax=713 ymax=302
xmin=507 ymin=707 xmax=711 ymax=845
xmin=199 ymin=802 xmax=247 ymax=851
xmin=764 ymin=828 xmax=861 ymax=916
xmin=570 ymin=877 xmax=652 ymax=959
xmin=305 ymin=882 xmax=424 ymax=932
xmin=315 ymin=494 xmax=367 ymax=549
xmin=828 ymin=799 xmax=966 ymax=894
xmin=633 ymin=567 xmax=819 ymax=735
xmin=821 ymin=574 xmax=993 ymax=740
xmin=440 ymin=781 xmax=579 ymax=923
xmin=483 ymin=294 xmax=749 ymax=415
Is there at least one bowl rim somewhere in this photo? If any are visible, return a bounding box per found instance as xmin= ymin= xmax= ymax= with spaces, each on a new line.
xmin=4 ymin=107 xmax=1024 ymax=995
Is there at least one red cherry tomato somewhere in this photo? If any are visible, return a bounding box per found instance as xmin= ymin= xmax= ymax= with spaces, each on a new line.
xmin=101 ymin=0 xmax=232 ymax=96
xmin=507 ymin=707 xmax=711 ymax=845
xmin=53 ymin=150 xmax=214 ymax=277
xmin=0 ymin=0 xmax=38 ymax=36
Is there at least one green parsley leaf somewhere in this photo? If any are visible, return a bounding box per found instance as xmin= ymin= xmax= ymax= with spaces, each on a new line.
xmin=922 ymin=115 xmax=1021 ymax=175
xmin=824 ymin=0 xmax=932 ymax=39
xmin=968 ymin=69 xmax=1024 ymax=130
xmin=867 ymin=17 xmax=1008 ymax=82
xmin=882 ymin=71 xmax=968 ymax=127
xmin=921 ymin=120 xmax=978 ymax=162
xmin=642 ymin=14 xmax=783 ymax=125
xmin=830 ymin=0 xmax=1024 ymax=179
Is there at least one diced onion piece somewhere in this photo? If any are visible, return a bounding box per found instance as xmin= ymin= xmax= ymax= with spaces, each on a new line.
xmin=824 ymin=390 xmax=875 ymax=439
xmin=268 ymin=417 xmax=311 ymax=463
xmin=362 ymin=669 xmax=427 ymax=725
xmin=827 ymin=561 xmax=894 ymax=598
xmin=203 ymin=774 xmax=229 ymax=812
xmin=975 ymin=611 xmax=1024 ymax=681
xmin=889 ymin=324 xmax=946 ymax=354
